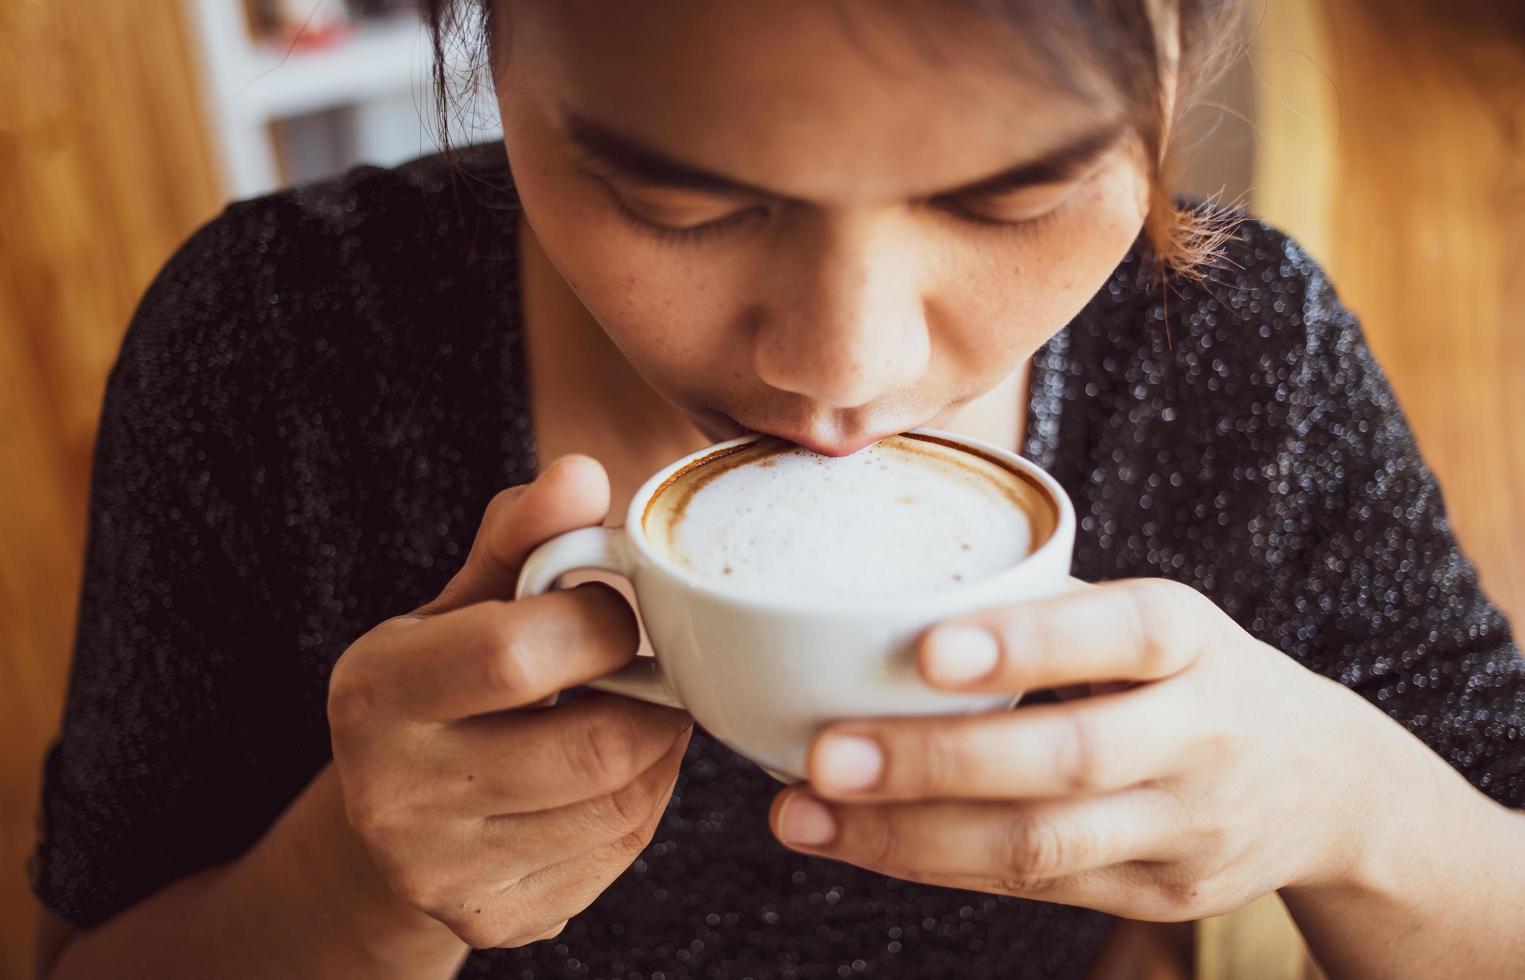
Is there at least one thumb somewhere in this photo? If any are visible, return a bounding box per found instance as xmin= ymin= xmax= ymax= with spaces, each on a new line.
xmin=419 ymin=454 xmax=611 ymax=615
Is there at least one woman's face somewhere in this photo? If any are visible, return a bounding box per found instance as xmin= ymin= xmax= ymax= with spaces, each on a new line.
xmin=496 ymin=0 xmax=1151 ymax=455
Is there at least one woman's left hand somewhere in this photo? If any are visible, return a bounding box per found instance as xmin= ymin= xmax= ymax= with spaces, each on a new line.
xmin=769 ymin=578 xmax=1401 ymax=920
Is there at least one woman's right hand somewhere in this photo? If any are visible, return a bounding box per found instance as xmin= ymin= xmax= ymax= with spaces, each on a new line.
xmin=327 ymin=455 xmax=693 ymax=950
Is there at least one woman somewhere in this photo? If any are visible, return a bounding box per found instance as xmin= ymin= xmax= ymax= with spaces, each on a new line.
xmin=30 ymin=1 xmax=1525 ymax=978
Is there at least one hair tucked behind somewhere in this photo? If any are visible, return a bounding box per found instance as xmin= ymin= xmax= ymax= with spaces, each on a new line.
xmin=418 ymin=0 xmax=1247 ymax=280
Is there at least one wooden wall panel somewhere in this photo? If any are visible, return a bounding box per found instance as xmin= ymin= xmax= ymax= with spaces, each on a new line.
xmin=1254 ymin=0 xmax=1525 ymax=629
xmin=1205 ymin=2 xmax=1521 ymax=976
xmin=0 ymin=2 xmax=219 ymax=976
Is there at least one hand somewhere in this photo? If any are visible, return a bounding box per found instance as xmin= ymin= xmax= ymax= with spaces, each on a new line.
xmin=769 ymin=578 xmax=1393 ymax=921
xmin=328 ymin=456 xmax=693 ymax=949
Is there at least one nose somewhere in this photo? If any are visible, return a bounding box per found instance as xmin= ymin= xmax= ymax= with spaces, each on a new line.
xmin=753 ymin=213 xmax=930 ymax=409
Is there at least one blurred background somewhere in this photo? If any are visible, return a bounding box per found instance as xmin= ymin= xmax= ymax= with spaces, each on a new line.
xmin=0 ymin=1 xmax=1521 ymax=976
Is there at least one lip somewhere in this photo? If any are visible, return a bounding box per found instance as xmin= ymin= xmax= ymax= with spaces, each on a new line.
xmin=689 ymin=411 xmax=750 ymax=443
xmin=730 ymin=419 xmax=907 ymax=457
xmin=765 ymin=430 xmax=883 ymax=457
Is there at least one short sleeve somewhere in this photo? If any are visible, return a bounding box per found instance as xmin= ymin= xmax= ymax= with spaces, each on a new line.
xmin=28 ymin=206 xmax=316 ymax=926
xmin=1260 ymin=236 xmax=1525 ymax=808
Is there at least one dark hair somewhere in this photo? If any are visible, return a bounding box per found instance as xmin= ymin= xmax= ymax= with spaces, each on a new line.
xmin=420 ymin=0 xmax=1246 ymax=279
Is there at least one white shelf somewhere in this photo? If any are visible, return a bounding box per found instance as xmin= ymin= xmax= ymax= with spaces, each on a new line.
xmin=237 ymin=16 xmax=427 ymax=122
xmin=182 ymin=0 xmax=493 ymax=200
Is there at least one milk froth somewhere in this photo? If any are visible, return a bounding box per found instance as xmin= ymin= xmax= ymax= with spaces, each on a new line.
xmin=643 ymin=435 xmax=1047 ymax=601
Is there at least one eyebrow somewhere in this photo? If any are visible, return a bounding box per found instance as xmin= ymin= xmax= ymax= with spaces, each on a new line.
xmin=564 ymin=111 xmax=1124 ymax=202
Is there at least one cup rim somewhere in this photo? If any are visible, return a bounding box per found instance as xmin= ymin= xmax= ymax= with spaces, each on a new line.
xmin=621 ymin=427 xmax=1075 ymax=615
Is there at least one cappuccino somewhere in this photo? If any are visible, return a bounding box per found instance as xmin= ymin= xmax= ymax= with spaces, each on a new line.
xmin=643 ymin=434 xmax=1054 ymax=601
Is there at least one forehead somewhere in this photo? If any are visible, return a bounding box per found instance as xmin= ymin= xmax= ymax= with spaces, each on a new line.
xmin=504 ymin=0 xmax=1122 ymax=202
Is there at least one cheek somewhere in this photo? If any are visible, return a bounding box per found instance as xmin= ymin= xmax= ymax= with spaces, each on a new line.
xmin=500 ymin=87 xmax=744 ymax=369
xmin=938 ymin=165 xmax=1146 ymax=364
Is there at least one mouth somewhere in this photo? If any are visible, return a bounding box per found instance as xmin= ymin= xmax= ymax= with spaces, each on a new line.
xmin=716 ymin=413 xmax=916 ymax=458
xmin=692 ymin=411 xmax=754 ymax=444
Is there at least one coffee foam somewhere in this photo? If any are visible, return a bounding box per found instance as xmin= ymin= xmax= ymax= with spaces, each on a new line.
xmin=643 ymin=435 xmax=1048 ymax=601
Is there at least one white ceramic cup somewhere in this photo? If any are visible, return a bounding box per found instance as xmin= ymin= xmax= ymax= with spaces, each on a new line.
xmin=515 ymin=428 xmax=1076 ymax=782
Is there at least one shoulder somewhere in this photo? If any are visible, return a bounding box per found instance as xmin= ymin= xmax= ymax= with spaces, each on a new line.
xmin=1073 ymin=211 xmax=1369 ymax=406
xmin=109 ymin=141 xmax=523 ymax=437
xmin=1057 ymin=211 xmax=1405 ymax=531
xmin=90 ymin=143 xmax=535 ymax=645
xmin=253 ymin=140 xmax=520 ymax=286
xmin=126 ymin=141 xmax=517 ymax=356
xmin=1166 ymin=212 xmax=1355 ymax=365
xmin=99 ymin=141 xmax=533 ymax=543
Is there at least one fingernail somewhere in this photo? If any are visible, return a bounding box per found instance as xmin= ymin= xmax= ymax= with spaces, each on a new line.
xmin=777 ymin=794 xmax=837 ymax=846
xmin=927 ymin=626 xmax=1000 ymax=684
xmin=815 ymin=734 xmax=883 ymax=791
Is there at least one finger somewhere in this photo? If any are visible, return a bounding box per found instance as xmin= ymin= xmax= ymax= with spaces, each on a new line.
xmin=769 ymin=787 xmax=1173 ymax=884
xmin=889 ymin=864 xmax=1163 ymax=919
xmin=359 ymin=583 xmax=640 ymax=720
xmin=918 ymin=578 xmax=1221 ymax=693
xmin=439 ymin=693 xmax=692 ymax=814
xmin=421 ymin=454 xmax=611 ymax=615
xmin=452 ymin=751 xmax=684 ymax=949
xmin=908 ymin=860 xmax=1226 ymax=923
xmin=475 ymin=728 xmax=688 ymax=867
xmin=433 ymin=737 xmax=689 ymax=951
xmin=524 ymin=920 xmax=569 ymax=944
xmin=807 ymin=683 xmax=1187 ymax=800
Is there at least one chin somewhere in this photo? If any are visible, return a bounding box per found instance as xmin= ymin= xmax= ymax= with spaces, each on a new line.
xmin=690 ymin=401 xmax=958 ymax=456
xmin=688 ymin=410 xmax=752 ymax=444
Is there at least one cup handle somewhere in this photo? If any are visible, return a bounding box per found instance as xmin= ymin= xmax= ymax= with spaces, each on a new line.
xmin=514 ymin=527 xmax=685 ymax=710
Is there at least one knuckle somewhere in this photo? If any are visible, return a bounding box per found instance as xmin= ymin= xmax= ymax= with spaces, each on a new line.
xmin=587 ymin=828 xmax=655 ymax=874
xmin=994 ymin=872 xmax=1063 ymax=897
xmin=1062 ymin=711 xmax=1113 ymax=791
xmin=603 ymin=773 xmax=659 ymax=833
xmin=572 ymin=710 xmax=642 ymax=786
xmin=860 ymin=813 xmax=903 ymax=870
xmin=499 ymin=918 xmax=568 ymax=947
xmin=343 ymin=777 xmax=406 ymax=839
xmin=533 ymin=919 xmax=569 ymax=942
xmin=1190 ymin=815 xmax=1232 ymax=856
xmin=479 ymin=620 xmax=538 ymax=700
xmin=451 ymin=918 xmax=506 ymax=950
xmin=613 ymin=827 xmax=653 ymax=860
xmin=343 ymin=791 xmax=388 ymax=837
xmin=1153 ymin=869 xmax=1219 ymax=921
xmin=1003 ymin=813 xmax=1068 ymax=879
xmin=482 ymin=486 xmax=526 ymax=530
xmin=1157 ymin=881 xmax=1202 ymax=920
xmin=326 ymin=657 xmax=381 ymax=731
xmin=388 ymin=867 xmax=443 ymax=913
xmin=1122 ymin=580 xmax=1189 ymax=675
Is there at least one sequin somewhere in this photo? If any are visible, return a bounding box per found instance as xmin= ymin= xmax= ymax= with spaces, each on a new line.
xmin=29 ymin=144 xmax=1522 ymax=979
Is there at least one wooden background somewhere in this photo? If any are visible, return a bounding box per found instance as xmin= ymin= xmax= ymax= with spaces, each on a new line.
xmin=1198 ymin=6 xmax=1525 ymax=974
xmin=0 ymin=2 xmax=221 ymax=973
xmin=1252 ymin=0 xmax=1525 ymax=635
xmin=0 ymin=2 xmax=1520 ymax=978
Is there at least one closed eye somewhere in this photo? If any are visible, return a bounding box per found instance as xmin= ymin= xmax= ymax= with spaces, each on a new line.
xmin=930 ymin=166 xmax=1097 ymax=228
xmin=577 ymin=154 xmax=768 ymax=242
xmin=611 ymin=193 xmax=767 ymax=243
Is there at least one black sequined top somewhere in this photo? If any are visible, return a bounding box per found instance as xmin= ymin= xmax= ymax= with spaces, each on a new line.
xmin=31 ymin=144 xmax=1525 ymax=979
